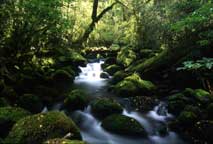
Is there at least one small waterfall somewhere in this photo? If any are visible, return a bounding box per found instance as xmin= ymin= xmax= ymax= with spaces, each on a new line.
xmin=75 ymin=60 xmax=105 ymax=82
xmin=70 ymin=60 xmax=186 ymax=144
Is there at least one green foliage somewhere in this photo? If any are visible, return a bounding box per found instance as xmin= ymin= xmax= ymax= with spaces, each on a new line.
xmin=5 ymin=111 xmax=81 ymax=144
xmin=177 ymin=57 xmax=213 ymax=71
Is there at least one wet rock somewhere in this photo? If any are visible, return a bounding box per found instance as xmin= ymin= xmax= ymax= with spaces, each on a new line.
xmin=177 ymin=111 xmax=198 ymax=126
xmin=44 ymin=139 xmax=86 ymax=144
xmin=17 ymin=94 xmax=43 ymax=114
xmin=128 ymin=96 xmax=157 ymax=112
xmin=0 ymin=107 xmax=31 ymax=138
xmin=100 ymin=72 xmax=109 ymax=79
xmin=114 ymin=73 xmax=156 ymax=97
xmin=64 ymin=89 xmax=89 ymax=111
xmin=5 ymin=111 xmax=81 ymax=144
xmin=104 ymin=64 xmax=122 ymax=76
xmin=110 ymin=71 xmax=128 ymax=84
xmin=101 ymin=114 xmax=147 ymax=136
xmin=91 ymin=98 xmax=123 ymax=119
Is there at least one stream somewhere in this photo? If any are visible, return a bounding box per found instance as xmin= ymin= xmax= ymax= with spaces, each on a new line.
xmin=53 ymin=60 xmax=186 ymax=144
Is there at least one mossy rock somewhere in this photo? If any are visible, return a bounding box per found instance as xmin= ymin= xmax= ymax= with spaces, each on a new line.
xmin=110 ymin=71 xmax=128 ymax=85
xmin=114 ymin=73 xmax=156 ymax=97
xmin=91 ymin=98 xmax=123 ymax=119
xmin=17 ymin=94 xmax=44 ymax=114
xmin=183 ymin=88 xmax=212 ymax=105
xmin=101 ymin=114 xmax=147 ymax=136
xmin=44 ymin=139 xmax=86 ymax=144
xmin=58 ymin=50 xmax=87 ymax=67
xmin=104 ymin=64 xmax=122 ymax=76
xmin=168 ymin=93 xmax=193 ymax=115
xmin=194 ymin=89 xmax=212 ymax=104
xmin=51 ymin=69 xmax=74 ymax=82
xmin=64 ymin=89 xmax=89 ymax=111
xmin=184 ymin=105 xmax=201 ymax=117
xmin=177 ymin=111 xmax=198 ymax=126
xmin=100 ymin=72 xmax=109 ymax=79
xmin=129 ymin=96 xmax=157 ymax=112
xmin=0 ymin=107 xmax=31 ymax=138
xmin=5 ymin=111 xmax=81 ymax=144
xmin=117 ymin=48 xmax=136 ymax=67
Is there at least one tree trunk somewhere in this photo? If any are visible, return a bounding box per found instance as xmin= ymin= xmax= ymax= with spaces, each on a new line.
xmin=74 ymin=1 xmax=118 ymax=47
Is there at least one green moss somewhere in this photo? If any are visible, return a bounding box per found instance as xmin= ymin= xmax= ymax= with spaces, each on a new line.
xmin=91 ymin=98 xmax=123 ymax=119
xmin=0 ymin=107 xmax=31 ymax=138
xmin=110 ymin=71 xmax=128 ymax=84
xmin=5 ymin=111 xmax=81 ymax=144
xmin=44 ymin=139 xmax=86 ymax=144
xmin=105 ymin=64 xmax=122 ymax=76
xmin=114 ymin=73 xmax=156 ymax=97
xmin=64 ymin=89 xmax=89 ymax=111
xmin=100 ymin=72 xmax=109 ymax=79
xmin=194 ymin=89 xmax=211 ymax=103
xmin=177 ymin=111 xmax=198 ymax=126
xmin=17 ymin=94 xmax=43 ymax=114
xmin=117 ymin=48 xmax=136 ymax=67
xmin=101 ymin=114 xmax=147 ymax=136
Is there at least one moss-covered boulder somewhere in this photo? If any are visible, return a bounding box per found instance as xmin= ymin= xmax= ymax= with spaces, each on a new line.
xmin=100 ymin=72 xmax=109 ymax=79
xmin=184 ymin=88 xmax=212 ymax=105
xmin=110 ymin=71 xmax=128 ymax=85
xmin=57 ymin=50 xmax=87 ymax=67
xmin=5 ymin=111 xmax=81 ymax=144
xmin=44 ymin=139 xmax=86 ymax=144
xmin=91 ymin=98 xmax=123 ymax=119
xmin=0 ymin=107 xmax=31 ymax=138
xmin=117 ymin=48 xmax=136 ymax=67
xmin=51 ymin=69 xmax=74 ymax=82
xmin=64 ymin=89 xmax=89 ymax=111
xmin=101 ymin=114 xmax=147 ymax=136
xmin=168 ymin=93 xmax=192 ymax=115
xmin=114 ymin=73 xmax=156 ymax=97
xmin=17 ymin=94 xmax=44 ymax=114
xmin=177 ymin=111 xmax=198 ymax=126
xmin=104 ymin=64 xmax=122 ymax=76
xmin=128 ymin=96 xmax=157 ymax=112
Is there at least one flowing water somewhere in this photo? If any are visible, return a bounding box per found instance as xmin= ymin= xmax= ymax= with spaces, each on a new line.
xmin=71 ymin=60 xmax=186 ymax=144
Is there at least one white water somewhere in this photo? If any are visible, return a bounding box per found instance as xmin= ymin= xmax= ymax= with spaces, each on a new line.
xmin=72 ymin=60 xmax=186 ymax=144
